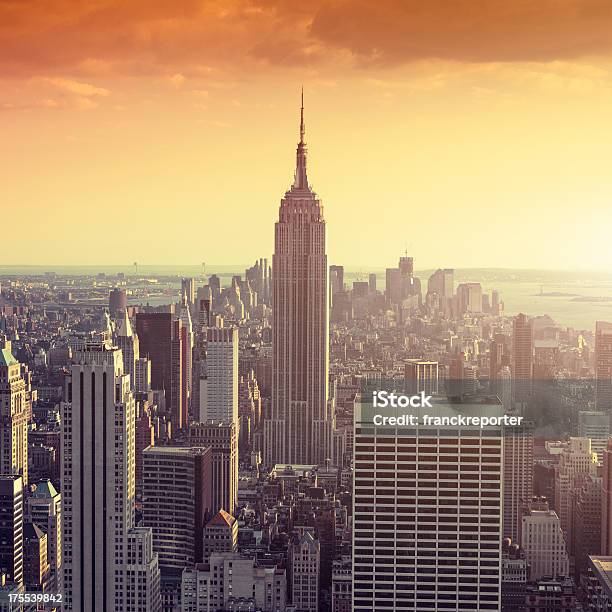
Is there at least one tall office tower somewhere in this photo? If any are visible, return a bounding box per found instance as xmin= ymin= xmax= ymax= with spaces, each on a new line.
xmin=125 ymin=527 xmax=161 ymax=612
xmin=142 ymin=446 xmax=212 ymax=568
xmin=288 ymin=532 xmax=320 ymax=612
xmin=245 ymin=258 xmax=271 ymax=305
xmin=329 ymin=265 xmax=344 ymax=299
xmin=512 ymin=313 xmax=534 ymax=406
xmin=202 ymin=327 xmax=238 ymax=425
xmin=554 ymin=437 xmax=598 ymax=555
xmin=426 ymin=268 xmax=454 ymax=298
xmin=108 ymin=288 xmax=127 ymax=317
xmin=352 ymin=281 xmax=369 ymax=299
xmin=521 ymin=501 xmax=570 ymax=581
xmin=0 ymin=475 xmax=23 ymax=585
xmin=23 ymin=522 xmax=50 ymax=591
xmin=601 ymin=438 xmax=612 ymax=555
xmin=596 ymin=321 xmax=612 ymax=411
xmin=181 ymin=278 xmax=196 ymax=306
xmin=404 ymin=359 xmax=439 ymax=395
xmin=353 ymin=396 xmax=504 ymax=611
xmin=579 ymin=411 xmax=610 ymax=462
xmin=456 ymin=282 xmax=483 ymax=313
xmin=26 ymin=479 xmax=61 ymax=593
xmin=196 ymin=295 xmax=211 ymax=334
xmin=385 ymin=267 xmax=402 ymax=304
xmin=61 ymin=342 xmax=161 ymax=612
xmin=489 ymin=333 xmax=510 ymax=382
xmin=399 ymin=255 xmax=413 ymax=276
xmin=491 ymin=290 xmax=501 ymax=315
xmin=134 ymin=357 xmax=151 ymax=394
xmin=0 ymin=343 xmax=28 ymax=484
xmin=114 ymin=309 xmax=139 ymax=390
xmin=208 ymin=274 xmax=221 ymax=303
xmin=573 ymin=473 xmax=603 ymax=579
xmin=179 ymin=294 xmax=194 ymax=420
xmin=266 ymin=93 xmax=332 ymax=467
xmin=188 ymin=423 xmax=237 ymax=515
xmin=368 ymin=273 xmax=377 ymax=293
xmin=135 ymin=403 xmax=154 ymax=498
xmin=136 ymin=313 xmax=184 ymax=430
xmin=503 ymin=421 xmax=534 ymax=542
xmin=239 ymin=372 xmax=262 ymax=431
xmin=202 ymin=510 xmax=238 ymax=558
xmin=426 ymin=268 xmax=454 ymax=313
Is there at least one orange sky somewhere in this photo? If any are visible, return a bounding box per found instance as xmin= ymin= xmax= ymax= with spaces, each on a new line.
xmin=2 ymin=0 xmax=612 ymax=270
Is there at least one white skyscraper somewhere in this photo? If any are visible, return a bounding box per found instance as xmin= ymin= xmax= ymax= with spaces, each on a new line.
xmin=521 ymin=501 xmax=570 ymax=581
xmin=0 ymin=342 xmax=29 ymax=485
xmin=61 ymin=341 xmax=160 ymax=612
xmin=201 ymin=327 xmax=238 ymax=425
xmin=353 ymin=395 xmax=504 ymax=611
xmin=554 ymin=437 xmax=598 ymax=554
xmin=265 ymin=92 xmax=332 ymax=466
xmin=288 ymin=532 xmax=320 ymax=611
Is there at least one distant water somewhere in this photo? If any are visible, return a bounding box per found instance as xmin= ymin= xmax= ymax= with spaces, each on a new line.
xmin=1 ymin=266 xmax=611 ymax=332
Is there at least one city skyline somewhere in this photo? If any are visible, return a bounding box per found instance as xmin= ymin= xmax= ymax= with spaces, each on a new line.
xmin=3 ymin=3 xmax=612 ymax=270
xmin=4 ymin=4 xmax=612 ymax=611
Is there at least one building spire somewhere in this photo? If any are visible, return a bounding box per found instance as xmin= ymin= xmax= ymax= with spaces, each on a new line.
xmin=293 ymin=86 xmax=309 ymax=190
xmin=300 ymin=86 xmax=305 ymax=144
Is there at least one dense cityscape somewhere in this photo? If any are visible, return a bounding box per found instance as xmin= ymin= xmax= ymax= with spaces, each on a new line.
xmin=1 ymin=102 xmax=612 ymax=612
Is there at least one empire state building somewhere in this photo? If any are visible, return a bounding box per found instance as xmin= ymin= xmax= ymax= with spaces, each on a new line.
xmin=265 ymin=93 xmax=333 ymax=466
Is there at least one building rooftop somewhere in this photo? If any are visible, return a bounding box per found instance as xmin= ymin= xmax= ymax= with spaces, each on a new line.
xmin=0 ymin=348 xmax=18 ymax=367
xmin=589 ymin=556 xmax=612 ymax=600
xmin=207 ymin=509 xmax=237 ymax=528
xmin=30 ymin=479 xmax=59 ymax=499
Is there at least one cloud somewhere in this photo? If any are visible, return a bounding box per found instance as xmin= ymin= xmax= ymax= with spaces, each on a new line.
xmin=2 ymin=0 xmax=612 ymax=81
xmin=307 ymin=0 xmax=612 ymax=65
xmin=45 ymin=77 xmax=109 ymax=96
xmin=166 ymin=73 xmax=186 ymax=88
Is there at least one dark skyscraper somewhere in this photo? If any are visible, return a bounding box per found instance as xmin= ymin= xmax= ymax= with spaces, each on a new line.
xmin=0 ymin=474 xmax=24 ymax=585
xmin=265 ymin=92 xmax=332 ymax=466
xmin=512 ymin=313 xmax=534 ymax=406
xmin=136 ymin=313 xmax=184 ymax=430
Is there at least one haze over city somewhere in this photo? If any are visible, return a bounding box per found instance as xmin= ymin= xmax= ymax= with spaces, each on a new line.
xmin=2 ymin=1 xmax=612 ymax=269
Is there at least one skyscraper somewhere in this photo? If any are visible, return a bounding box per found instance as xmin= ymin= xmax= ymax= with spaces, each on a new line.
xmin=201 ymin=327 xmax=238 ymax=425
xmin=0 ymin=341 xmax=28 ymax=485
xmin=353 ymin=395 xmax=504 ymax=611
xmin=521 ymin=499 xmax=570 ymax=581
xmin=189 ymin=422 xmax=238 ymax=516
xmin=61 ymin=342 xmax=160 ymax=612
xmin=503 ymin=422 xmax=534 ymax=542
xmin=602 ymin=438 xmax=612 ymax=555
xmin=179 ymin=294 xmax=194 ymax=420
xmin=596 ymin=321 xmax=612 ymax=411
xmin=136 ymin=313 xmax=184 ymax=430
xmin=456 ymin=282 xmax=483 ymax=313
xmin=512 ymin=313 xmax=534 ymax=405
xmin=0 ymin=475 xmax=24 ymax=586
xmin=26 ymin=479 xmax=61 ymax=593
xmin=142 ymin=446 xmax=212 ymax=568
xmin=288 ymin=532 xmax=320 ymax=612
xmin=265 ymin=92 xmax=332 ymax=466
xmin=181 ymin=278 xmax=196 ymax=306
xmin=114 ymin=309 xmax=139 ymax=391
